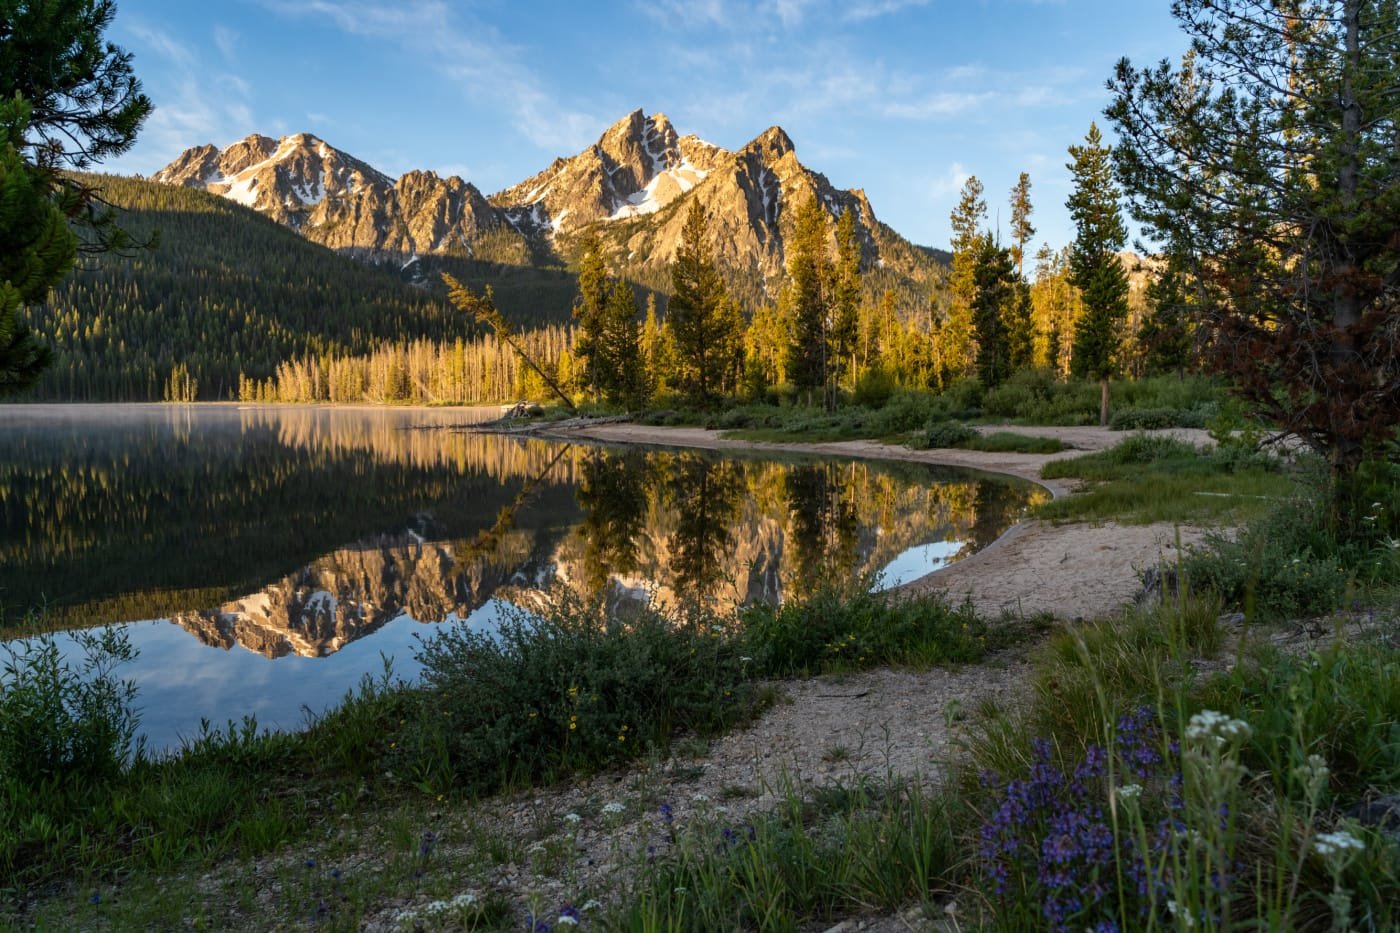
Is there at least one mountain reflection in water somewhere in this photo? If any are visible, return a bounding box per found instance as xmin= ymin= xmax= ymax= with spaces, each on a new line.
xmin=1 ymin=405 xmax=1046 ymax=748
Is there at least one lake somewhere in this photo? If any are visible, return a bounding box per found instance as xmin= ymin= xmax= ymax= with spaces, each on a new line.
xmin=0 ymin=404 xmax=1048 ymax=752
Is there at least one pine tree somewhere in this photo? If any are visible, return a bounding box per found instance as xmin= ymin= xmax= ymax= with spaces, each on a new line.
xmin=1009 ymin=172 xmax=1035 ymax=280
xmin=667 ymin=200 xmax=734 ymax=406
xmin=1108 ymin=0 xmax=1400 ymax=487
xmin=831 ymin=207 xmax=861 ymax=400
xmin=601 ymin=279 xmax=647 ymax=409
xmin=970 ymin=236 xmax=1018 ymax=388
xmin=943 ymin=176 xmax=985 ymax=385
xmin=571 ymin=234 xmax=609 ymax=397
xmin=0 ymin=2 xmax=151 ymax=391
xmin=0 ymin=105 xmax=75 ymax=394
xmin=785 ymin=194 xmax=830 ymax=405
xmin=1066 ymin=123 xmax=1129 ymax=426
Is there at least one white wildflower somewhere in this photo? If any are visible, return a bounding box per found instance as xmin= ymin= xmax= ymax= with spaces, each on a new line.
xmin=1167 ymin=900 xmax=1195 ymax=927
xmin=1185 ymin=709 xmax=1252 ymax=746
xmin=557 ymin=916 xmax=579 ymax=927
xmin=1314 ymin=830 xmax=1366 ymax=858
xmin=601 ymin=801 xmax=626 ymax=815
xmin=449 ymin=893 xmax=478 ymax=909
xmin=422 ymin=900 xmax=449 ymax=915
xmin=581 ymin=899 xmax=603 ymax=911
xmin=1116 ymin=783 xmax=1143 ymax=802
xmin=563 ymin=812 xmax=582 ymax=824
xmin=691 ymin=793 xmax=710 ymax=803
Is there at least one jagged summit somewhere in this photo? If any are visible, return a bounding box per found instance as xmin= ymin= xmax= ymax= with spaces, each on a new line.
xmin=152 ymin=111 xmax=944 ymax=311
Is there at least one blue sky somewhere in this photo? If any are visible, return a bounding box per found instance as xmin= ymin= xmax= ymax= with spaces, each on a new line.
xmin=105 ymin=0 xmax=1186 ymax=254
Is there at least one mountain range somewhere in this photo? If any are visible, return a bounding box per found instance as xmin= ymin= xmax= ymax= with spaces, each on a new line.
xmin=153 ymin=109 xmax=947 ymax=313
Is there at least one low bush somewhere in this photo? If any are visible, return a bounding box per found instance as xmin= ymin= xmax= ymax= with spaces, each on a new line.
xmin=1110 ymin=406 xmax=1211 ymax=430
xmin=738 ymin=587 xmax=998 ymax=676
xmin=919 ymin=421 xmax=977 ymax=449
xmin=962 ymin=431 xmax=1064 ymax=454
xmin=405 ymin=595 xmax=761 ymax=796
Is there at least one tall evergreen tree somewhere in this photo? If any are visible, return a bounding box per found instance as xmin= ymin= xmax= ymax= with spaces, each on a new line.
xmin=0 ymin=1 xmax=151 ymax=392
xmin=970 ymin=235 xmax=1019 ymax=388
xmin=831 ymin=207 xmax=862 ymax=400
xmin=667 ymin=200 xmax=735 ymax=406
xmin=572 ymin=234 xmax=609 ymax=397
xmin=1066 ymin=122 xmax=1129 ymax=426
xmin=0 ymin=107 xmax=72 ymax=394
xmin=601 ymin=279 xmax=647 ymax=409
xmin=1009 ymin=172 xmax=1035 ymax=280
xmin=1108 ymin=0 xmax=1400 ymax=489
xmin=785 ymin=194 xmax=830 ymax=405
xmin=943 ymin=176 xmax=985 ymax=384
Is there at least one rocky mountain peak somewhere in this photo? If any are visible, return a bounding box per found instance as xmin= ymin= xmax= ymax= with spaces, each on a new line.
xmin=150 ymin=110 xmax=943 ymax=313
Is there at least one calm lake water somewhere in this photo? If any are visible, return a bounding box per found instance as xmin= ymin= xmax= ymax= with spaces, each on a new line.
xmin=0 ymin=404 xmax=1047 ymax=752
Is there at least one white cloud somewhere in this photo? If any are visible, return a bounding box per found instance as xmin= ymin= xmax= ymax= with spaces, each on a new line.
xmin=213 ymin=25 xmax=239 ymax=62
xmin=843 ymin=0 xmax=929 ymax=22
xmin=109 ymin=24 xmax=257 ymax=173
xmin=264 ymin=0 xmax=601 ymax=152
xmin=930 ymin=162 xmax=973 ymax=197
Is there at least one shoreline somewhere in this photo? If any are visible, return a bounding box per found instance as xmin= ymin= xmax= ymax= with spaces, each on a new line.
xmin=530 ymin=420 xmax=1213 ymax=620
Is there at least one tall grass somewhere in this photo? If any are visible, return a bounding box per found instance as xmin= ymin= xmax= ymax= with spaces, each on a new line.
xmin=1039 ymin=434 xmax=1294 ymax=525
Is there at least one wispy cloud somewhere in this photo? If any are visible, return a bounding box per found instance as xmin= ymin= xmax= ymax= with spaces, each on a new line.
xmin=264 ymin=0 xmax=601 ymax=152
xmin=115 ymin=23 xmax=255 ymax=172
xmin=843 ymin=0 xmax=930 ymax=22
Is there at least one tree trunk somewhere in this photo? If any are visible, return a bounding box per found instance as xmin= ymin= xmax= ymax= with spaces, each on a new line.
xmin=1099 ymin=377 xmax=1110 ymax=427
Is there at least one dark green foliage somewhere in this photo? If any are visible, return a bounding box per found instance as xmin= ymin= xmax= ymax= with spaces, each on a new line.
xmin=920 ymin=421 xmax=977 ymax=449
xmin=0 ymin=0 xmax=151 ymax=170
xmin=0 ymin=627 xmax=139 ymax=791
xmin=668 ymin=201 xmax=740 ymax=405
xmin=740 ymin=588 xmax=1003 ymax=677
xmin=25 ymin=175 xmax=466 ymax=399
xmin=851 ymin=365 xmax=896 ymax=408
xmin=1109 ymin=406 xmax=1210 ymax=431
xmin=1182 ymin=467 xmax=1399 ymax=621
xmin=981 ymin=367 xmax=1100 ymax=424
xmin=0 ymin=101 xmax=74 ymax=394
xmin=970 ymin=235 xmax=1019 ymax=388
xmin=785 ymin=195 xmax=830 ymax=402
xmin=1199 ymin=643 xmax=1400 ymax=798
xmin=407 ymin=595 xmax=758 ymax=795
xmin=1107 ymin=0 xmax=1400 ymax=478
xmin=571 ymin=236 xmax=647 ymax=408
xmin=1008 ymin=171 xmax=1035 ymax=279
xmin=1066 ymin=123 xmax=1130 ymax=423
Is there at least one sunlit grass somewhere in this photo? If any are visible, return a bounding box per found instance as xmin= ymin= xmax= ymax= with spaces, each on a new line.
xmin=1038 ymin=435 xmax=1294 ymax=525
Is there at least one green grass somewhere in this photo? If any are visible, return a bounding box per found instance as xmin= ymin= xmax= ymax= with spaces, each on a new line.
xmin=1038 ymin=434 xmax=1294 ymax=525
xmin=0 ymin=584 xmax=1015 ymax=909
xmin=961 ymin=431 xmax=1064 ymax=454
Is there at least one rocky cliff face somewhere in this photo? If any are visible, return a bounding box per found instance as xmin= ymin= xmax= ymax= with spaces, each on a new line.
xmin=152 ymin=132 xmax=510 ymax=258
xmin=153 ymin=111 xmax=945 ymax=310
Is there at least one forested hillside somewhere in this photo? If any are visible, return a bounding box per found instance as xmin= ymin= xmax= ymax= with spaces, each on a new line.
xmin=21 ymin=175 xmax=475 ymax=400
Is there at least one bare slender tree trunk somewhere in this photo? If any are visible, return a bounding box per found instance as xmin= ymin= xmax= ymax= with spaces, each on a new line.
xmin=1099 ymin=377 xmax=1110 ymax=427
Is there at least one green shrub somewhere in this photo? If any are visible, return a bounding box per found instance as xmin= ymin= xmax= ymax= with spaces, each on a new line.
xmin=852 ymin=366 xmax=897 ymax=408
xmin=738 ymin=587 xmax=992 ymax=676
xmin=0 ymin=627 xmax=141 ymax=790
xmin=405 ymin=595 xmax=759 ymax=795
xmin=962 ymin=431 xmax=1065 ymax=454
xmin=1109 ymin=406 xmax=1209 ymax=430
xmin=920 ymin=421 xmax=977 ymax=449
xmin=1183 ymin=497 xmax=1352 ymax=621
xmin=981 ymin=368 xmax=1099 ymax=424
